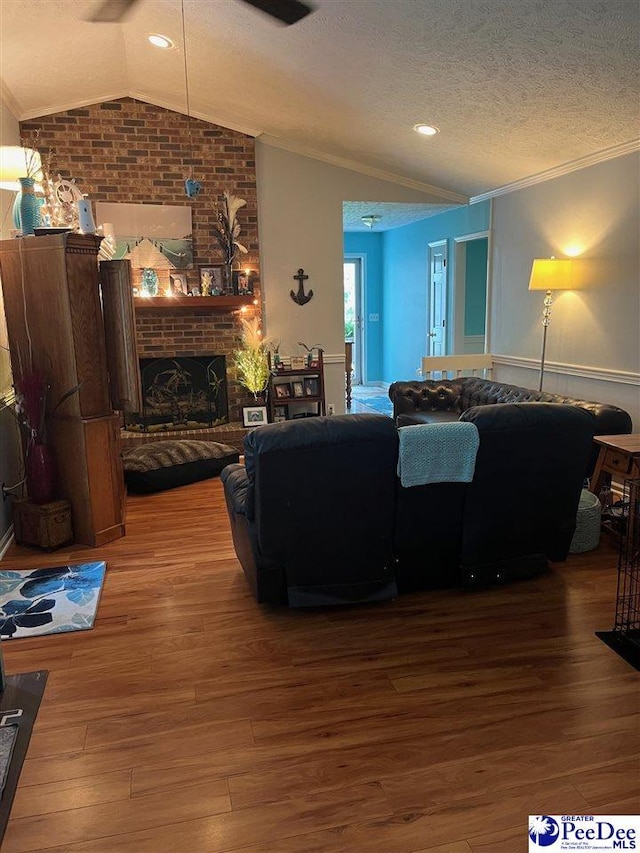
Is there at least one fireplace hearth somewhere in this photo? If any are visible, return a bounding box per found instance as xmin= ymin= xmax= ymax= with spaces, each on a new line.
xmin=124 ymin=356 xmax=228 ymax=432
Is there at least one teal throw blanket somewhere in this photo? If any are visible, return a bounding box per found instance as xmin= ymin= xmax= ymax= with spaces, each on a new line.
xmin=397 ymin=422 xmax=480 ymax=487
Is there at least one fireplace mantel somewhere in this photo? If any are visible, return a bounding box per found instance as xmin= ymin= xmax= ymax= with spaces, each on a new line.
xmin=134 ymin=295 xmax=255 ymax=311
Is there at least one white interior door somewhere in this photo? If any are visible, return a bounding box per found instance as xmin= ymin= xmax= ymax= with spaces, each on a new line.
xmin=428 ymin=241 xmax=448 ymax=356
xmin=343 ymin=257 xmax=363 ymax=384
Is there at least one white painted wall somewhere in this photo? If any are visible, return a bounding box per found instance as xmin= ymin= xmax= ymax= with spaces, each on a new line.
xmin=255 ymin=141 xmax=459 ymax=414
xmin=0 ymin=96 xmax=23 ymax=546
xmin=490 ymin=151 xmax=640 ymax=428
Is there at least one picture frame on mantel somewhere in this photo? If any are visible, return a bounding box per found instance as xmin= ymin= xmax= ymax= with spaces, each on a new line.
xmin=170 ymin=272 xmax=188 ymax=295
xmin=198 ymin=265 xmax=225 ymax=296
xmin=232 ymin=270 xmax=253 ymax=295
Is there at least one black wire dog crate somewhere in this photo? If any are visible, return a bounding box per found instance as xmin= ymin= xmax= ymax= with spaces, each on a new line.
xmin=597 ymin=477 xmax=640 ymax=670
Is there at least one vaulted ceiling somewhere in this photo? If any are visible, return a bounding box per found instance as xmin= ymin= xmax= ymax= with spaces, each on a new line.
xmin=1 ymin=0 xmax=639 ymax=201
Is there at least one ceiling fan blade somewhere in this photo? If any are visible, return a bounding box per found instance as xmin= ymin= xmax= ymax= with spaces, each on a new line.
xmin=241 ymin=0 xmax=314 ymax=26
xmin=88 ymin=0 xmax=139 ymax=23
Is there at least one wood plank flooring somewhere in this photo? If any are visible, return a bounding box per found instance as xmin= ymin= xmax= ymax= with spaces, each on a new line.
xmin=0 ymin=478 xmax=637 ymax=852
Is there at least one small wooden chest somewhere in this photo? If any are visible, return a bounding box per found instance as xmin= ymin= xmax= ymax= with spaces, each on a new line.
xmin=12 ymin=499 xmax=73 ymax=550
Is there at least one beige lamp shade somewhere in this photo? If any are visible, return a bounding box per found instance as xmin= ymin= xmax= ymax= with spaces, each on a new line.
xmin=528 ymin=258 xmax=575 ymax=291
xmin=0 ymin=146 xmax=43 ymax=191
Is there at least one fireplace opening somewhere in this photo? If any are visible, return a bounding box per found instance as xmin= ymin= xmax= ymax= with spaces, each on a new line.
xmin=124 ymin=355 xmax=229 ymax=432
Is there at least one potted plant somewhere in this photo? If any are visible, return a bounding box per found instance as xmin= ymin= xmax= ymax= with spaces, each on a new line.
xmin=233 ymin=317 xmax=273 ymax=402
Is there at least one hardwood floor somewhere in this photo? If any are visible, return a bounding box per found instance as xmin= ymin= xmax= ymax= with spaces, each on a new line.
xmin=1 ymin=478 xmax=638 ymax=852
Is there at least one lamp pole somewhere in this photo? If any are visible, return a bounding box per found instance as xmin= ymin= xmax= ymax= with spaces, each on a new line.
xmin=538 ymin=288 xmax=553 ymax=391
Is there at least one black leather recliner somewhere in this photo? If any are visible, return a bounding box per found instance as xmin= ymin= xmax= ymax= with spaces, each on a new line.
xmin=221 ymin=414 xmax=399 ymax=606
xmin=458 ymin=403 xmax=596 ymax=584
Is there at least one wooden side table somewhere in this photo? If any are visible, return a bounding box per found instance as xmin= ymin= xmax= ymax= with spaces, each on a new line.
xmin=12 ymin=499 xmax=73 ymax=551
xmin=590 ymin=434 xmax=640 ymax=542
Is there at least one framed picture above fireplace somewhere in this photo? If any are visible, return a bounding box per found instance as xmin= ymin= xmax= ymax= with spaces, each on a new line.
xmin=95 ymin=202 xmax=193 ymax=269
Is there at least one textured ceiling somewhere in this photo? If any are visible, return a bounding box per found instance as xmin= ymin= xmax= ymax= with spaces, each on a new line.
xmin=343 ymin=201 xmax=458 ymax=232
xmin=1 ymin=0 xmax=639 ymax=199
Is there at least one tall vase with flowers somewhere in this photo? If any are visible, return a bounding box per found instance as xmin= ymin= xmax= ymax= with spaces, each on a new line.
xmin=14 ymin=370 xmax=54 ymax=504
xmin=233 ymin=317 xmax=274 ymax=404
xmin=213 ymin=191 xmax=248 ymax=293
xmin=13 ymin=368 xmax=82 ymax=504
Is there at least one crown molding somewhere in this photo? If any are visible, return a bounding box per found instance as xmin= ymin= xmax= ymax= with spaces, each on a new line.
xmin=257 ymin=134 xmax=468 ymax=204
xmin=470 ymin=139 xmax=640 ymax=203
xmin=14 ymin=90 xmax=261 ymax=138
xmin=0 ymin=79 xmax=22 ymax=121
xmin=127 ymin=91 xmax=261 ymax=138
xmin=492 ymin=353 xmax=640 ymax=386
xmin=17 ymin=90 xmax=131 ymax=121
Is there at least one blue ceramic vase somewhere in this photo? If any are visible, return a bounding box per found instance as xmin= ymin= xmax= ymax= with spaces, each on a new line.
xmin=17 ymin=177 xmax=41 ymax=236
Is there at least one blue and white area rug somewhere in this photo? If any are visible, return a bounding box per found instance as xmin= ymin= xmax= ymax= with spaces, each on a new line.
xmin=0 ymin=562 xmax=106 ymax=640
xmin=359 ymin=396 xmax=393 ymax=416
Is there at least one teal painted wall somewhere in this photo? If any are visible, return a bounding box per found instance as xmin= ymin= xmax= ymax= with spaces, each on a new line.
xmin=464 ymin=237 xmax=488 ymax=336
xmin=343 ymin=232 xmax=383 ymax=381
xmin=381 ymin=202 xmax=490 ymax=383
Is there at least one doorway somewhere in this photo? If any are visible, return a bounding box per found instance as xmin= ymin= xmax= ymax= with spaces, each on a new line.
xmin=344 ymin=256 xmax=364 ymax=384
xmin=427 ymin=241 xmax=448 ymax=356
xmin=452 ymin=232 xmax=489 ymax=354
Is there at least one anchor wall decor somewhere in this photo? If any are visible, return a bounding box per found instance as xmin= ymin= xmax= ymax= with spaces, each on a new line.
xmin=290 ymin=268 xmax=313 ymax=305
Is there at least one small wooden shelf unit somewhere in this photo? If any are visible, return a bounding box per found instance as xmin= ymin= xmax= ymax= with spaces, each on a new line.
xmin=267 ymin=350 xmax=326 ymax=422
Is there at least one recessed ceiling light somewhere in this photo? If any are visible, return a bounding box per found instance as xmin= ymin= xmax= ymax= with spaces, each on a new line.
xmin=148 ymin=33 xmax=174 ymax=49
xmin=413 ymin=124 xmax=440 ymax=136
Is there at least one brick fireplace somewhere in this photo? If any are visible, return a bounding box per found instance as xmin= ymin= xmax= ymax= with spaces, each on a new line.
xmin=21 ymin=97 xmax=262 ymax=444
xmin=126 ymin=354 xmax=229 ymax=432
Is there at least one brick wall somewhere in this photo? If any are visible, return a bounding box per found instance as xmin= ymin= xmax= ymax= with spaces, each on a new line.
xmin=21 ymin=97 xmax=261 ymax=422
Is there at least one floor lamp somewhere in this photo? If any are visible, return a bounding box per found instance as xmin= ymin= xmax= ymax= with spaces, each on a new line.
xmin=528 ymin=258 xmax=574 ymax=391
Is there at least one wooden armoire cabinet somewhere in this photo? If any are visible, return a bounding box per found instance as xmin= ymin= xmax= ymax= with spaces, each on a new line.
xmin=0 ymin=233 xmax=127 ymax=546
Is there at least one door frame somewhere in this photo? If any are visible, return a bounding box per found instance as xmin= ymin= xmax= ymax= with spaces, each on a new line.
xmin=452 ymin=229 xmax=491 ymax=354
xmin=427 ymin=239 xmax=448 ymax=357
xmin=344 ymin=253 xmax=366 ymax=384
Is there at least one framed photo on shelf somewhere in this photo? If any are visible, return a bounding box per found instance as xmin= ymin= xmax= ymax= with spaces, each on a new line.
xmin=170 ymin=272 xmax=189 ymax=295
xmin=242 ymin=405 xmax=268 ymax=427
xmin=274 ymin=383 xmax=292 ymax=399
xmin=304 ymin=377 xmax=319 ymax=396
xmin=291 ymin=356 xmax=306 ymax=370
xmin=232 ymin=270 xmax=253 ymax=295
xmin=198 ymin=264 xmax=225 ymax=296
xmin=273 ymin=405 xmax=288 ymax=423
xmin=292 ymin=381 xmax=305 ymax=398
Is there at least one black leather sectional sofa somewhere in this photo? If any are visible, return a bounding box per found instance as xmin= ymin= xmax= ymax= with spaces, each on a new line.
xmin=222 ymin=403 xmax=598 ymax=607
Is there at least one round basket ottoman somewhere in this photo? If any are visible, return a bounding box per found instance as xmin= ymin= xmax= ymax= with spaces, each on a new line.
xmin=569 ymin=489 xmax=602 ymax=553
